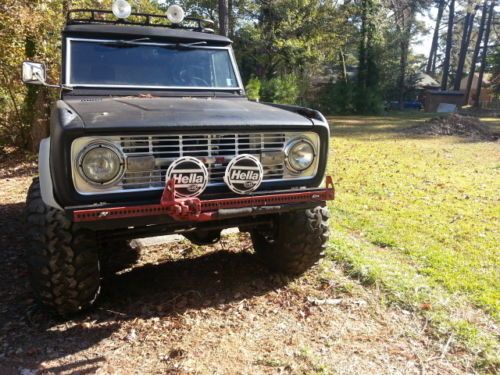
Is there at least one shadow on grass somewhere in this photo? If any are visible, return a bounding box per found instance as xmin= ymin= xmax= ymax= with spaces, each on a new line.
xmin=328 ymin=114 xmax=433 ymax=140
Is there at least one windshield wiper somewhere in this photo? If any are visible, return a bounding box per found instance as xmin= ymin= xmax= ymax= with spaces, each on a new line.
xmin=180 ymin=42 xmax=208 ymax=47
xmin=97 ymin=39 xmax=208 ymax=50
xmin=161 ymin=41 xmax=208 ymax=50
xmin=98 ymin=37 xmax=152 ymax=48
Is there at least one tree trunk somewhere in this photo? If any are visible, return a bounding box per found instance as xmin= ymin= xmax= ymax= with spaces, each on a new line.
xmin=356 ymin=0 xmax=381 ymax=113
xmin=426 ymin=0 xmax=446 ymax=75
xmin=397 ymin=5 xmax=414 ymax=111
xmin=465 ymin=0 xmax=489 ymax=105
xmin=62 ymin=0 xmax=71 ymax=17
xmin=23 ymin=32 xmax=50 ymax=151
xmin=475 ymin=0 xmax=495 ymax=108
xmin=453 ymin=2 xmax=474 ymax=90
xmin=398 ymin=38 xmax=409 ymax=110
xmin=218 ymin=0 xmax=229 ymax=37
xmin=441 ymin=0 xmax=455 ymax=90
xmin=340 ymin=49 xmax=348 ymax=83
xmin=431 ymin=40 xmax=439 ymax=74
xmin=465 ymin=5 xmax=477 ymax=49
xmin=22 ymin=36 xmax=40 ymax=150
xmin=358 ymin=0 xmax=368 ymax=89
xmin=228 ymin=0 xmax=234 ymax=38
xmin=30 ymin=88 xmax=50 ymax=151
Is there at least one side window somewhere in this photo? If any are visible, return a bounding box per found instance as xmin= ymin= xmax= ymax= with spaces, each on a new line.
xmin=212 ymin=51 xmax=237 ymax=87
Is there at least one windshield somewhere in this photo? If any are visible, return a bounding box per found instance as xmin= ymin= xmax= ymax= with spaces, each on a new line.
xmin=67 ymin=39 xmax=239 ymax=89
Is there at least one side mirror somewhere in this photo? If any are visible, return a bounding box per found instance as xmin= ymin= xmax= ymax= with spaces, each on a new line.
xmin=22 ymin=62 xmax=47 ymax=85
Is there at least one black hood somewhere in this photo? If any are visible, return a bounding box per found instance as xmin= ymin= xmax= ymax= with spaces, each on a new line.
xmin=64 ymin=97 xmax=314 ymax=129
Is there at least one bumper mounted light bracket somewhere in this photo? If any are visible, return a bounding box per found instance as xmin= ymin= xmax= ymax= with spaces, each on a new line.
xmin=72 ymin=176 xmax=335 ymax=223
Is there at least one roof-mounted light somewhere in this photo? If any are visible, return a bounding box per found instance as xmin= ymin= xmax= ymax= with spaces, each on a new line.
xmin=112 ymin=0 xmax=132 ymax=19
xmin=166 ymin=5 xmax=185 ymax=24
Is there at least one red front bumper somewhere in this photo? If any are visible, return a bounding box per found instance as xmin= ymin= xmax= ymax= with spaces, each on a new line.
xmin=73 ymin=176 xmax=335 ymax=223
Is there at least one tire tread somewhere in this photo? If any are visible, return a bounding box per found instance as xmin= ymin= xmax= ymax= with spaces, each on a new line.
xmin=25 ymin=178 xmax=100 ymax=316
xmin=251 ymin=206 xmax=330 ymax=275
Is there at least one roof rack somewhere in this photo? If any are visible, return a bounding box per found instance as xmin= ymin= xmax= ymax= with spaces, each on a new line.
xmin=67 ymin=9 xmax=215 ymax=34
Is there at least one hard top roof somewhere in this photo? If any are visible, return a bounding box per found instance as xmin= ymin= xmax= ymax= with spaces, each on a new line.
xmin=64 ymin=23 xmax=232 ymax=45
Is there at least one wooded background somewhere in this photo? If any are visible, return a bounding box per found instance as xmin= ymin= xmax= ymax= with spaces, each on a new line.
xmin=0 ymin=0 xmax=498 ymax=151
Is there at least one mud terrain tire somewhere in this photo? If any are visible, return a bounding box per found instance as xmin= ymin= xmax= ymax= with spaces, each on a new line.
xmin=251 ymin=206 xmax=329 ymax=276
xmin=25 ymin=178 xmax=101 ymax=316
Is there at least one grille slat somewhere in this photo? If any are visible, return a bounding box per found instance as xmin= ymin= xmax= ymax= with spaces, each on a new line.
xmin=119 ymin=133 xmax=288 ymax=189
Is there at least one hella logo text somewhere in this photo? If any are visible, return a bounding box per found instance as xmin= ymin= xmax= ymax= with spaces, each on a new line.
xmin=229 ymin=169 xmax=260 ymax=182
xmin=172 ymin=173 xmax=204 ymax=185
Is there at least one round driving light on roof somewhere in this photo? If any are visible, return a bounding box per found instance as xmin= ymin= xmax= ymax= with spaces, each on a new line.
xmin=112 ymin=0 xmax=132 ymax=19
xmin=286 ymin=138 xmax=316 ymax=172
xmin=166 ymin=4 xmax=185 ymax=24
xmin=79 ymin=143 xmax=124 ymax=186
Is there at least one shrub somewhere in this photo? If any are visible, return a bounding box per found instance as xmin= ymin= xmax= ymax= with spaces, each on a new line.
xmin=245 ymin=76 xmax=261 ymax=101
xmin=260 ymin=74 xmax=300 ymax=104
xmin=319 ymin=80 xmax=356 ymax=115
xmin=354 ymin=86 xmax=384 ymax=115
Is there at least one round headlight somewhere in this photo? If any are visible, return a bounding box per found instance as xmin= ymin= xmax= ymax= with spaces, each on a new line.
xmin=286 ymin=139 xmax=316 ymax=172
xmin=79 ymin=144 xmax=124 ymax=185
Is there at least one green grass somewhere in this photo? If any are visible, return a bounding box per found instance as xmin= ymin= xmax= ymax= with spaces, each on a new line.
xmin=324 ymin=114 xmax=499 ymax=370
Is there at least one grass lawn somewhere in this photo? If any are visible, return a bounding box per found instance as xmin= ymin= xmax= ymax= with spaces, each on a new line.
xmin=325 ymin=114 xmax=499 ymax=370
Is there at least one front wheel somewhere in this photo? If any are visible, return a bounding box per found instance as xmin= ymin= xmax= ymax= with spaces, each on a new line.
xmin=25 ymin=178 xmax=101 ymax=316
xmin=251 ymin=206 xmax=330 ymax=276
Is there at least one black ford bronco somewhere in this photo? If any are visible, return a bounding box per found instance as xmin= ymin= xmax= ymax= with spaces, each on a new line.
xmin=22 ymin=3 xmax=334 ymax=316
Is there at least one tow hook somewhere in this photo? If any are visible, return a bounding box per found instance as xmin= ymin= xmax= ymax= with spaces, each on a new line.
xmin=160 ymin=179 xmax=213 ymax=222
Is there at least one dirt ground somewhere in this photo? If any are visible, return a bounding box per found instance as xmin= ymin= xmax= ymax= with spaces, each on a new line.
xmin=0 ymin=150 xmax=478 ymax=374
xmin=404 ymin=114 xmax=498 ymax=141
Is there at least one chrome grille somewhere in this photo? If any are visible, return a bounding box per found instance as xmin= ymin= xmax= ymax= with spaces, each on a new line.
xmin=71 ymin=131 xmax=320 ymax=195
xmin=119 ymin=133 xmax=287 ymax=190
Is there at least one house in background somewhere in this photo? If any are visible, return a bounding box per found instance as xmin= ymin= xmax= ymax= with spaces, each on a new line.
xmin=460 ymin=73 xmax=493 ymax=107
xmin=424 ymin=91 xmax=465 ymax=112
xmin=416 ymin=72 xmax=440 ymax=107
xmin=416 ymin=72 xmax=440 ymax=91
xmin=416 ymin=72 xmax=465 ymax=113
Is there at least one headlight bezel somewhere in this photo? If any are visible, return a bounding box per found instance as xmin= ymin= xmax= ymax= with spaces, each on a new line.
xmin=285 ymin=137 xmax=317 ymax=173
xmin=77 ymin=141 xmax=125 ymax=187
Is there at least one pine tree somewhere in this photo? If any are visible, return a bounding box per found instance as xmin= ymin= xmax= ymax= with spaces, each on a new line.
xmin=427 ymin=0 xmax=446 ymax=75
xmin=356 ymin=0 xmax=382 ymax=114
xmin=219 ymin=0 xmax=229 ymax=37
xmin=475 ymin=0 xmax=496 ymax=107
xmin=453 ymin=1 xmax=479 ymax=90
xmin=465 ymin=0 xmax=489 ymax=104
xmin=441 ymin=0 xmax=456 ymax=90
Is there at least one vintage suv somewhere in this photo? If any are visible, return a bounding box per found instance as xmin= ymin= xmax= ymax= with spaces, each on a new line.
xmin=22 ymin=2 xmax=334 ymax=315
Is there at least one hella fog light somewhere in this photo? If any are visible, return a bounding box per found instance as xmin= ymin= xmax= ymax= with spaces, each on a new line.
xmin=166 ymin=5 xmax=185 ymax=24
xmin=286 ymin=138 xmax=315 ymax=172
xmin=112 ymin=0 xmax=132 ymax=19
xmin=79 ymin=143 xmax=124 ymax=185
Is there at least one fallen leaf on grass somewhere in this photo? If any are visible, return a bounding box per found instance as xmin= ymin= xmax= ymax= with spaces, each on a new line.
xmin=420 ymin=303 xmax=432 ymax=311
